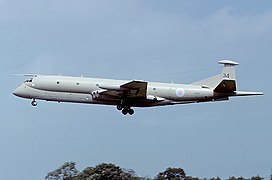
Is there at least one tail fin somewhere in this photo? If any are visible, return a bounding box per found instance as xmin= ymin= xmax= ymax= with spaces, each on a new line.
xmin=192 ymin=60 xmax=239 ymax=93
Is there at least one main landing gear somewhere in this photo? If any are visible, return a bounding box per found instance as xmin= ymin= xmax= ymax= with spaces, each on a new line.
xmin=31 ymin=99 xmax=37 ymax=106
xmin=116 ymin=104 xmax=134 ymax=116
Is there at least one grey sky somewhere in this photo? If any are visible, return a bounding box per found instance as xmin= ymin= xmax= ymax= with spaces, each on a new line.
xmin=1 ymin=1 xmax=271 ymax=179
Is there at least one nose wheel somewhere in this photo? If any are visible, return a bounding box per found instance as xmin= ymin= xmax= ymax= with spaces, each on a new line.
xmin=31 ymin=99 xmax=37 ymax=106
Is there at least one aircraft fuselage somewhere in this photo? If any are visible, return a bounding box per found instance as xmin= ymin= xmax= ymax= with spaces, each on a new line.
xmin=13 ymin=60 xmax=263 ymax=115
xmin=14 ymin=75 xmax=221 ymax=107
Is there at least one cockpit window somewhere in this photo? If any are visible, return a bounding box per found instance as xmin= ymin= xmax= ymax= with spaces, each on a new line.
xmin=24 ymin=78 xmax=33 ymax=83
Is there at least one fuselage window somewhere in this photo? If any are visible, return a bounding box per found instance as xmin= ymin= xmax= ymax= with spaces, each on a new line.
xmin=76 ymin=82 xmax=80 ymax=85
xmin=57 ymin=81 xmax=60 ymax=85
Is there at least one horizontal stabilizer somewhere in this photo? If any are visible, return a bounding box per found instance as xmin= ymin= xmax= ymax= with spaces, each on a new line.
xmin=234 ymin=91 xmax=264 ymax=96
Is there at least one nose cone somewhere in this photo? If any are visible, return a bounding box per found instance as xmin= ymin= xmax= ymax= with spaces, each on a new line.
xmin=13 ymin=87 xmax=21 ymax=97
xmin=13 ymin=84 xmax=26 ymax=98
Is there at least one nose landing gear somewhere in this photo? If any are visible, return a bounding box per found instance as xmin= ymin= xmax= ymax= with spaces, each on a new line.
xmin=31 ymin=99 xmax=37 ymax=106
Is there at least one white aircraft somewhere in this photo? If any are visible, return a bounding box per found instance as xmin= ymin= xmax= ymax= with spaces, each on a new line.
xmin=13 ymin=60 xmax=263 ymax=115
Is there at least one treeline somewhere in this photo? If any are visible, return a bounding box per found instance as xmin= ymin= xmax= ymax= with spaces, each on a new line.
xmin=45 ymin=162 xmax=266 ymax=180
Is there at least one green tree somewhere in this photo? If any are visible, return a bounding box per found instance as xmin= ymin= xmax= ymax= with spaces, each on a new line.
xmin=71 ymin=163 xmax=140 ymax=180
xmin=227 ymin=177 xmax=245 ymax=180
xmin=250 ymin=176 xmax=264 ymax=180
xmin=45 ymin=162 xmax=79 ymax=180
xmin=210 ymin=177 xmax=221 ymax=180
xmin=155 ymin=167 xmax=186 ymax=180
xmin=184 ymin=176 xmax=199 ymax=180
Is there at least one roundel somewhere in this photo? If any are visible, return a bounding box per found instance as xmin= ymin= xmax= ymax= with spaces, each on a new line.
xmin=176 ymin=88 xmax=186 ymax=97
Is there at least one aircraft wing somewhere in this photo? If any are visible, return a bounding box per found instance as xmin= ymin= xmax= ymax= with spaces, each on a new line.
xmin=97 ymin=80 xmax=148 ymax=100
xmin=120 ymin=80 xmax=147 ymax=98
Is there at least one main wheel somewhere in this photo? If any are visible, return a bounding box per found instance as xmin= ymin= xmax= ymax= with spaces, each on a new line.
xmin=128 ymin=109 xmax=134 ymax=115
xmin=122 ymin=109 xmax=128 ymax=115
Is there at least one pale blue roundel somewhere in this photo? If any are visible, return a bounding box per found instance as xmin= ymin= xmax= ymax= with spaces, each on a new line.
xmin=176 ymin=88 xmax=186 ymax=97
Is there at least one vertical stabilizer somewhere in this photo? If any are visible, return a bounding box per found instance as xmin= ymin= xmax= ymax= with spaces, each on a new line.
xmin=192 ymin=60 xmax=239 ymax=93
xmin=218 ymin=60 xmax=239 ymax=81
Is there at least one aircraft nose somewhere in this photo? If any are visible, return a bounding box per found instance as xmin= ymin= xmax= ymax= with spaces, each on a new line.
xmin=13 ymin=87 xmax=21 ymax=97
xmin=13 ymin=85 xmax=25 ymax=97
